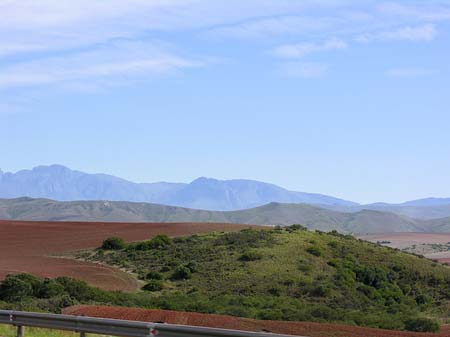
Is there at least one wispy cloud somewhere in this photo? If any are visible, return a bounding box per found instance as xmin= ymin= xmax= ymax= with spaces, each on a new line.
xmin=377 ymin=2 xmax=450 ymax=22
xmin=0 ymin=42 xmax=199 ymax=88
xmin=1 ymin=1 xmax=449 ymax=88
xmin=205 ymin=16 xmax=343 ymax=39
xmin=356 ymin=24 xmax=437 ymax=43
xmin=273 ymin=38 xmax=347 ymax=59
xmin=386 ymin=67 xmax=438 ymax=78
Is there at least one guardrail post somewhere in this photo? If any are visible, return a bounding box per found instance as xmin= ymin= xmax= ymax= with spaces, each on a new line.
xmin=16 ymin=325 xmax=24 ymax=337
xmin=80 ymin=331 xmax=86 ymax=337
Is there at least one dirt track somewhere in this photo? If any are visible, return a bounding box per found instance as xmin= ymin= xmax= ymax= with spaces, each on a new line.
xmin=0 ymin=220 xmax=254 ymax=291
xmin=63 ymin=305 xmax=450 ymax=337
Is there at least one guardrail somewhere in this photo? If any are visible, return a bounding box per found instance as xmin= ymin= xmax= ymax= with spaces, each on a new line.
xmin=0 ymin=310 xmax=300 ymax=337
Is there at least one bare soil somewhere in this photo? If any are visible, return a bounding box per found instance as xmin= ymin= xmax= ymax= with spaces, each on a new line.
xmin=0 ymin=220 xmax=255 ymax=291
xmin=63 ymin=305 xmax=450 ymax=337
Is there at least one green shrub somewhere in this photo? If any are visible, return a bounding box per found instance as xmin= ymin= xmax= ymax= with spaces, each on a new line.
xmin=306 ymin=246 xmax=323 ymax=257
xmin=143 ymin=280 xmax=164 ymax=292
xmin=185 ymin=261 xmax=199 ymax=273
xmin=101 ymin=237 xmax=126 ymax=250
xmin=135 ymin=235 xmax=172 ymax=250
xmin=149 ymin=235 xmax=172 ymax=248
xmin=0 ymin=274 xmax=37 ymax=301
xmin=37 ymin=279 xmax=66 ymax=298
xmin=309 ymin=285 xmax=331 ymax=297
xmin=327 ymin=241 xmax=338 ymax=248
xmin=404 ymin=318 xmax=440 ymax=332
xmin=288 ymin=224 xmax=307 ymax=231
xmin=146 ymin=271 xmax=163 ymax=280
xmin=171 ymin=266 xmax=191 ymax=280
xmin=239 ymin=251 xmax=263 ymax=262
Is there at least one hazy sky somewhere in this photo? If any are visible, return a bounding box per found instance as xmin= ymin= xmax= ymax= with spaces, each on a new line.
xmin=1 ymin=0 xmax=450 ymax=204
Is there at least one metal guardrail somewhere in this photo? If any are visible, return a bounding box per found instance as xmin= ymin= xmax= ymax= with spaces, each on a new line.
xmin=0 ymin=310 xmax=300 ymax=337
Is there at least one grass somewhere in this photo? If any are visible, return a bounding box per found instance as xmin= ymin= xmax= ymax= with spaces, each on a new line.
xmin=0 ymin=325 xmax=78 ymax=337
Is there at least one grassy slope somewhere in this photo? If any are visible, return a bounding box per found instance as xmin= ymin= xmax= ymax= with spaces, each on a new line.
xmin=0 ymin=198 xmax=429 ymax=233
xmin=73 ymin=228 xmax=450 ymax=330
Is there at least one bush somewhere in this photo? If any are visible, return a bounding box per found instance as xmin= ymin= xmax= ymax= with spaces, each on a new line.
xmin=404 ymin=318 xmax=440 ymax=333
xmin=37 ymin=279 xmax=66 ymax=298
xmin=146 ymin=271 xmax=163 ymax=280
xmin=0 ymin=274 xmax=38 ymax=301
xmin=54 ymin=277 xmax=94 ymax=301
xmin=306 ymin=246 xmax=323 ymax=257
xmin=101 ymin=237 xmax=126 ymax=250
xmin=239 ymin=251 xmax=263 ymax=262
xmin=288 ymin=224 xmax=307 ymax=231
xmin=185 ymin=261 xmax=199 ymax=273
xmin=171 ymin=266 xmax=191 ymax=280
xmin=143 ymin=280 xmax=164 ymax=292
xmin=149 ymin=235 xmax=172 ymax=248
xmin=135 ymin=235 xmax=172 ymax=250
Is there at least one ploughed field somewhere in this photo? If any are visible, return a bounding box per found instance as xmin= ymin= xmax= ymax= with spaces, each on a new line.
xmin=64 ymin=305 xmax=450 ymax=337
xmin=0 ymin=220 xmax=253 ymax=291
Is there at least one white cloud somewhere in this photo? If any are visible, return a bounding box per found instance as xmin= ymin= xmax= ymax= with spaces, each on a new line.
xmin=0 ymin=1 xmax=448 ymax=89
xmin=0 ymin=42 xmax=199 ymax=88
xmin=356 ymin=24 xmax=437 ymax=43
xmin=273 ymin=38 xmax=347 ymax=59
xmin=205 ymin=16 xmax=343 ymax=39
xmin=381 ymin=24 xmax=437 ymax=41
xmin=377 ymin=2 xmax=450 ymax=22
xmin=279 ymin=62 xmax=328 ymax=78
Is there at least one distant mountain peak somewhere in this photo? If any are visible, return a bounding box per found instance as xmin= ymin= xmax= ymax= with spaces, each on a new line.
xmin=191 ymin=177 xmax=218 ymax=184
xmin=0 ymin=164 xmax=356 ymax=210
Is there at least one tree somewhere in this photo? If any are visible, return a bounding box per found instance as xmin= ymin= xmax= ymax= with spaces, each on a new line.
xmin=101 ymin=237 xmax=126 ymax=250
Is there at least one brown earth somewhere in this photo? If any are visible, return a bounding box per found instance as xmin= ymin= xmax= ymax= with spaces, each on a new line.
xmin=63 ymin=305 xmax=450 ymax=337
xmin=0 ymin=220 xmax=256 ymax=291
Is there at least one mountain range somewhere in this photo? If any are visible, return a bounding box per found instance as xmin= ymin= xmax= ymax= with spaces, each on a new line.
xmin=0 ymin=165 xmax=357 ymax=211
xmin=1 ymin=164 xmax=450 ymax=224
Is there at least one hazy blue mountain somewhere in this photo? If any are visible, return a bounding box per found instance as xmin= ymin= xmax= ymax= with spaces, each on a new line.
xmin=0 ymin=165 xmax=357 ymax=211
xmin=323 ymin=202 xmax=450 ymax=220
xmin=0 ymin=198 xmax=432 ymax=234
xmin=399 ymin=198 xmax=450 ymax=207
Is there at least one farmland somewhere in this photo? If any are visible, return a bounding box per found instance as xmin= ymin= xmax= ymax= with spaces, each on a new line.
xmin=0 ymin=220 xmax=255 ymax=291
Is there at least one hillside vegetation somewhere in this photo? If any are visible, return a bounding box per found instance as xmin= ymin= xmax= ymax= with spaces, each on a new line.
xmin=0 ymin=225 xmax=450 ymax=331
xmin=2 ymin=227 xmax=448 ymax=332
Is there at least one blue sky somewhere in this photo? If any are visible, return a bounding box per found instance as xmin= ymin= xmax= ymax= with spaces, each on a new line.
xmin=1 ymin=0 xmax=450 ymax=204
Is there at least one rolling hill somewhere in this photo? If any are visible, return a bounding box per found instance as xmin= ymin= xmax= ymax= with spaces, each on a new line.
xmin=3 ymin=228 xmax=450 ymax=332
xmin=0 ymin=197 xmax=445 ymax=234
xmin=323 ymin=203 xmax=450 ymax=220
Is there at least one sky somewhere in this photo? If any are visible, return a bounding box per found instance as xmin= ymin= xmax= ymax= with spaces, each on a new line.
xmin=1 ymin=0 xmax=450 ymax=204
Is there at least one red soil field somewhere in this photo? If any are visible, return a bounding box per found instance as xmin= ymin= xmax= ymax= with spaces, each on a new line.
xmin=64 ymin=305 xmax=450 ymax=337
xmin=0 ymin=220 xmax=255 ymax=291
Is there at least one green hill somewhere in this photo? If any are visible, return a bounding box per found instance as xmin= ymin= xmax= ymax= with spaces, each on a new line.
xmin=83 ymin=228 xmax=450 ymax=331
xmin=2 ymin=227 xmax=448 ymax=332
xmin=0 ymin=198 xmax=435 ymax=233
